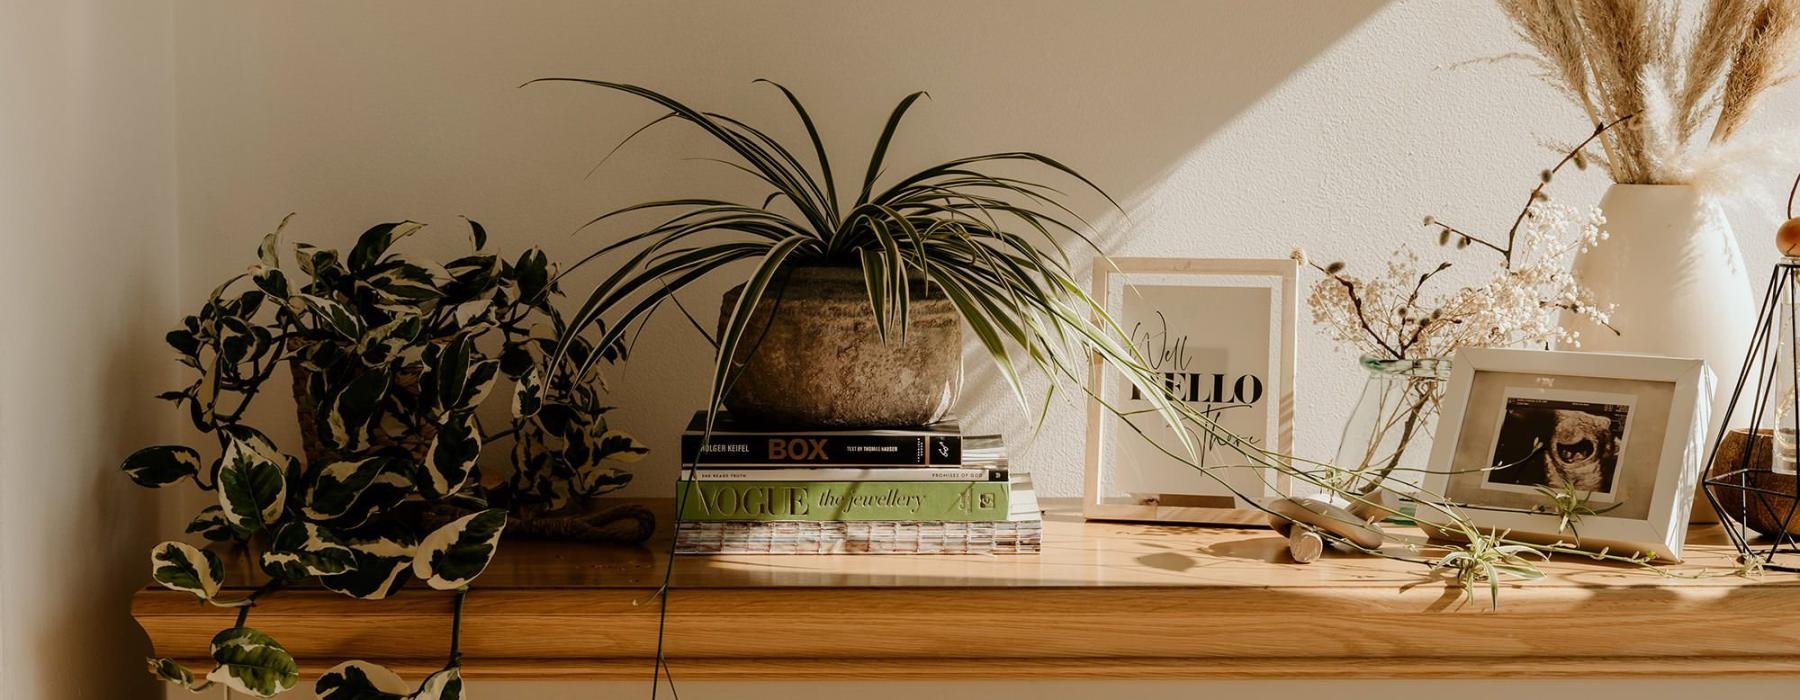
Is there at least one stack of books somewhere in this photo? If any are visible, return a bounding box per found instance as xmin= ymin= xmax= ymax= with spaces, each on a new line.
xmin=672 ymin=411 xmax=1041 ymax=554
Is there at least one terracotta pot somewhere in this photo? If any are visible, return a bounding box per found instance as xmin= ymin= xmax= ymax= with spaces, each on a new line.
xmin=718 ymin=266 xmax=961 ymax=429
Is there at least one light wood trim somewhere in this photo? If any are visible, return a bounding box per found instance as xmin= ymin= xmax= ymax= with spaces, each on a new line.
xmin=133 ymin=500 xmax=1800 ymax=680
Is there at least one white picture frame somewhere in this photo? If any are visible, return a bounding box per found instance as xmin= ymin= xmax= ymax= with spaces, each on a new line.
xmin=1423 ymin=348 xmax=1714 ymax=561
xmin=1083 ymin=257 xmax=1297 ymax=525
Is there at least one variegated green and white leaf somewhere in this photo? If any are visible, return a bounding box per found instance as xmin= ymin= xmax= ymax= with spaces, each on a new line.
xmin=597 ymin=430 xmax=649 ymax=463
xmin=195 ymin=354 xmax=222 ymax=425
xmin=464 ymin=216 xmax=488 ymax=250
xmin=418 ymin=415 xmax=481 ymax=500
xmin=296 ymin=293 xmax=365 ymax=340
xmin=575 ymin=465 xmax=632 ymax=497
xmin=413 ymin=508 xmax=507 ymax=590
xmin=317 ymin=369 xmax=392 ymax=450
xmin=121 ymin=445 xmax=202 ymax=488
xmin=321 ymin=530 xmax=417 ymax=600
xmin=356 ymin=315 xmax=423 ymax=366
xmin=147 ymin=657 xmax=213 ymax=692
xmin=453 ymin=359 xmax=500 ymax=411
xmin=223 ymin=424 xmax=288 ymax=466
xmin=315 ymin=660 xmax=409 ymax=699
xmin=348 ymin=221 xmax=426 ymax=272
xmin=447 ymin=299 xmax=492 ymax=329
xmin=366 ymin=259 xmax=451 ymax=304
xmin=252 ymin=265 xmax=290 ymax=299
xmin=410 ymin=665 xmax=464 ymax=700
xmin=513 ymin=247 xmax=552 ymax=304
xmin=260 ymin=521 xmax=355 ymax=579
xmin=302 ymin=456 xmax=411 ymax=526
xmin=295 ymin=243 xmax=341 ymax=279
xmin=150 ymin=541 xmax=223 ymax=602
xmin=217 ymin=434 xmax=288 ymax=533
xmin=430 ymin=336 xmax=473 ymax=416
xmin=511 ymin=367 xmax=543 ymax=418
xmin=186 ymin=505 xmax=236 ymax=543
xmin=257 ymin=212 xmax=294 ymax=270
xmin=206 ymin=627 xmax=300 ymax=697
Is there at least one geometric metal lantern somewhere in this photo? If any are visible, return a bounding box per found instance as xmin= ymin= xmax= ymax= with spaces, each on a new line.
xmin=1703 ymin=259 xmax=1800 ymax=572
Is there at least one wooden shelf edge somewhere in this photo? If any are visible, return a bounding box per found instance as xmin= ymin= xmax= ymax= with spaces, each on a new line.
xmin=152 ymin=656 xmax=1800 ymax=681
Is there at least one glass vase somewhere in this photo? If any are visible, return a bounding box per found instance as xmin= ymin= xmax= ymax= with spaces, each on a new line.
xmin=1332 ymin=354 xmax=1451 ymax=496
xmin=1774 ymin=262 xmax=1800 ymax=475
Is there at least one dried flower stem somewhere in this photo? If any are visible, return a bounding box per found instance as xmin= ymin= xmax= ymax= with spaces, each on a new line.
xmin=1431 ymin=113 xmax=1634 ymax=268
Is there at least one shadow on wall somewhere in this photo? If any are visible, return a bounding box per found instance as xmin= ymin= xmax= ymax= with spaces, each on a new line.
xmin=172 ymin=0 xmax=1390 ymax=496
xmin=550 ymin=0 xmax=1393 ymax=490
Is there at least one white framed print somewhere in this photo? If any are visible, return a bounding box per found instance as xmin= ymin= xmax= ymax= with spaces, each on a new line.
xmin=1083 ymin=257 xmax=1297 ymax=525
xmin=1423 ymin=348 xmax=1714 ymax=561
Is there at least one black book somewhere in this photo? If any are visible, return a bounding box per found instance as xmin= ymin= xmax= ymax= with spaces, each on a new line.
xmin=680 ymin=411 xmax=962 ymax=466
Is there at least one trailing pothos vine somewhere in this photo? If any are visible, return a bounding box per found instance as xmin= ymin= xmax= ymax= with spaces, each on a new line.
xmin=125 ymin=216 xmax=649 ymax=697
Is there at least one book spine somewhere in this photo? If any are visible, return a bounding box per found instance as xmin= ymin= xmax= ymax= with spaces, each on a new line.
xmin=683 ymin=467 xmax=1007 ymax=482
xmin=680 ymin=433 xmax=962 ymax=466
xmin=674 ymin=521 xmax=1042 ymax=555
xmin=676 ymin=480 xmax=1009 ymax=522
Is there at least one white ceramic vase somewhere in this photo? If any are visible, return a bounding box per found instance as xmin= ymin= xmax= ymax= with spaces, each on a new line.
xmin=1566 ymin=184 xmax=1753 ymax=520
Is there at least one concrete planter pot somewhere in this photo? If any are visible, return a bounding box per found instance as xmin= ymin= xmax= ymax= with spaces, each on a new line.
xmin=719 ymin=266 xmax=961 ymax=429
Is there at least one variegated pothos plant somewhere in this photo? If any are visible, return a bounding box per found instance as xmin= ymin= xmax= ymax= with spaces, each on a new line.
xmin=123 ymin=216 xmax=648 ymax=697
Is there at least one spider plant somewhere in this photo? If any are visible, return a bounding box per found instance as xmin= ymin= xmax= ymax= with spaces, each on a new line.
xmin=528 ymin=78 xmax=1200 ymax=448
xmin=1431 ymin=520 xmax=1549 ymax=609
xmin=1531 ymin=480 xmax=1623 ymax=541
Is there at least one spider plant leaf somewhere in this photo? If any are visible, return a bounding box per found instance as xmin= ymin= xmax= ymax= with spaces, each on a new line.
xmin=558 ymin=242 xmax=770 ymax=375
xmin=528 ymin=79 xmax=825 ymax=234
xmin=707 ymin=236 xmax=811 ymax=429
xmin=925 ymin=265 xmax=1028 ymax=411
xmin=859 ymin=249 xmax=890 ymax=342
xmin=755 ymin=79 xmax=837 ymax=219
xmin=586 ymin=110 xmax=680 ymax=179
xmin=707 ymin=111 xmax=833 ymax=228
xmin=573 ymin=249 xmax=769 ymax=383
xmin=857 ymin=91 xmax=929 ymax=207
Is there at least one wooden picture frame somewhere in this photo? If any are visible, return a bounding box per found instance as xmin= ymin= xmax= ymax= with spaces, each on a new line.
xmin=1082 ymin=257 xmax=1297 ymax=525
xmin=1423 ymin=348 xmax=1712 ymax=561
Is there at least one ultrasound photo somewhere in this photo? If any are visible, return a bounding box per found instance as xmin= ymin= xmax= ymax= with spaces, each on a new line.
xmin=1483 ymin=396 xmax=1630 ymax=495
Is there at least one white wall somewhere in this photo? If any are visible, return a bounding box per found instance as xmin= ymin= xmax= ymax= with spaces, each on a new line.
xmin=169 ymin=0 xmax=1800 ymax=496
xmin=0 ymin=0 xmax=1787 ymax=697
xmin=165 ymin=5 xmax=1800 ymax=697
xmin=0 ymin=0 xmax=178 ymax=698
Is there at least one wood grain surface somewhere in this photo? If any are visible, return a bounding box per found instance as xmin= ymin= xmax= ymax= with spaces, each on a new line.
xmin=133 ymin=500 xmax=1800 ymax=679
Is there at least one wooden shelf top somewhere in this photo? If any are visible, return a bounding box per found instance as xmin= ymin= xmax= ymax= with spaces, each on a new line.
xmin=134 ymin=500 xmax=1800 ymax=681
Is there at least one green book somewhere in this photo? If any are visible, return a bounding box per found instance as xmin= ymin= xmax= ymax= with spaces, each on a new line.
xmin=676 ymin=480 xmax=1010 ymax=522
